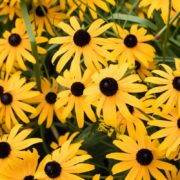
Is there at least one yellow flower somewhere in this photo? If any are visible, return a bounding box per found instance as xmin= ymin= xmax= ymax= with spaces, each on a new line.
xmin=106 ymin=132 xmax=176 ymax=180
xmin=0 ymin=0 xmax=21 ymax=23
xmin=0 ymin=124 xmax=42 ymax=172
xmin=145 ymin=59 xmax=180 ymax=115
xmin=84 ymin=64 xmax=147 ymax=127
xmin=50 ymin=131 xmax=79 ymax=149
xmin=50 ymin=131 xmax=87 ymax=156
xmin=139 ymin=0 xmax=180 ymax=23
xmin=30 ymin=0 xmax=67 ymax=36
xmin=67 ymin=0 xmax=115 ymax=21
xmin=116 ymin=102 xmax=149 ymax=138
xmin=35 ymin=140 xmax=94 ymax=179
xmin=49 ymin=16 xmax=112 ymax=73
xmin=133 ymin=60 xmax=156 ymax=80
xmin=0 ymin=148 xmax=39 ymax=180
xmin=0 ymin=18 xmax=47 ymax=74
xmin=149 ymin=108 xmax=180 ymax=158
xmin=30 ymin=78 xmax=63 ymax=128
xmin=106 ymin=24 xmax=155 ymax=67
xmin=0 ymin=72 xmax=39 ymax=129
xmin=56 ymin=68 xmax=96 ymax=128
xmin=116 ymin=96 xmax=156 ymax=140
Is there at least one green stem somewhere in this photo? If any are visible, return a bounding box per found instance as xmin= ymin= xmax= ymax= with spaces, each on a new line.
xmin=51 ymin=124 xmax=59 ymax=141
xmin=155 ymin=12 xmax=180 ymax=39
xmin=40 ymin=125 xmax=50 ymax=154
xmin=172 ymin=19 xmax=180 ymax=37
xmin=37 ymin=0 xmax=58 ymax=36
xmin=162 ymin=0 xmax=172 ymax=63
xmin=20 ymin=0 xmax=41 ymax=91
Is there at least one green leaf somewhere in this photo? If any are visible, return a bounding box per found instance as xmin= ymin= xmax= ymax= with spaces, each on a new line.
xmin=109 ymin=13 xmax=158 ymax=31
xmin=20 ymin=0 xmax=41 ymax=90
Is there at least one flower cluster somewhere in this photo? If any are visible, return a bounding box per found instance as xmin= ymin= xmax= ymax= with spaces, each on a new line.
xmin=0 ymin=0 xmax=179 ymax=179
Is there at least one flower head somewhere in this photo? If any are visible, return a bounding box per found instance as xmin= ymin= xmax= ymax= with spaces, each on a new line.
xmin=106 ymin=132 xmax=176 ymax=179
xmin=30 ymin=0 xmax=67 ymax=35
xmin=0 ymin=0 xmax=21 ymax=22
xmin=145 ymin=59 xmax=180 ymax=115
xmin=30 ymin=77 xmax=63 ymax=128
xmin=106 ymin=24 xmax=155 ymax=67
xmin=0 ymin=72 xmax=39 ymax=129
xmin=56 ymin=68 xmax=96 ymax=128
xmin=49 ymin=16 xmax=112 ymax=73
xmin=139 ymin=0 xmax=180 ymax=23
xmin=149 ymin=108 xmax=180 ymax=158
xmin=0 ymin=148 xmax=39 ymax=179
xmin=0 ymin=18 xmax=47 ymax=74
xmin=84 ymin=64 xmax=147 ymax=127
xmin=0 ymin=124 xmax=42 ymax=172
xmin=35 ymin=140 xmax=94 ymax=179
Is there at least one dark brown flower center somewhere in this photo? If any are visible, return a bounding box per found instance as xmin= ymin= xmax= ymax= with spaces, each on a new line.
xmin=0 ymin=86 xmax=4 ymax=96
xmin=172 ymin=76 xmax=180 ymax=91
xmin=36 ymin=5 xmax=48 ymax=17
xmin=136 ymin=148 xmax=153 ymax=165
xmin=71 ymin=82 xmax=85 ymax=96
xmin=100 ymin=77 xmax=118 ymax=96
xmin=73 ymin=29 xmax=91 ymax=47
xmin=8 ymin=33 xmax=21 ymax=46
xmin=1 ymin=93 xmax=13 ymax=105
xmin=23 ymin=175 xmax=35 ymax=180
xmin=177 ymin=118 xmax=180 ymax=129
xmin=44 ymin=161 xmax=61 ymax=178
xmin=124 ymin=34 xmax=137 ymax=48
xmin=0 ymin=142 xmax=11 ymax=158
xmin=45 ymin=92 xmax=57 ymax=104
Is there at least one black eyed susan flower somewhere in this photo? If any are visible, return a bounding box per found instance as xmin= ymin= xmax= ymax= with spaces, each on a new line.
xmin=67 ymin=0 xmax=116 ymax=21
xmin=0 ymin=72 xmax=39 ymax=129
xmin=0 ymin=148 xmax=39 ymax=180
xmin=116 ymin=103 xmax=149 ymax=138
xmin=50 ymin=131 xmax=79 ymax=149
xmin=35 ymin=140 xmax=94 ymax=179
xmin=133 ymin=60 xmax=156 ymax=80
xmin=0 ymin=0 xmax=21 ymax=23
xmin=139 ymin=0 xmax=180 ymax=23
xmin=149 ymin=108 xmax=180 ymax=158
xmin=0 ymin=18 xmax=35 ymax=74
xmin=0 ymin=18 xmax=47 ymax=74
xmin=56 ymin=68 xmax=96 ymax=128
xmin=106 ymin=132 xmax=176 ymax=180
xmin=49 ymin=16 xmax=112 ymax=73
xmin=30 ymin=78 xmax=63 ymax=128
xmin=145 ymin=59 xmax=180 ymax=115
xmin=84 ymin=64 xmax=147 ymax=127
xmin=30 ymin=0 xmax=67 ymax=36
xmin=50 ymin=131 xmax=87 ymax=156
xmin=106 ymin=24 xmax=155 ymax=67
xmin=0 ymin=124 xmax=42 ymax=172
